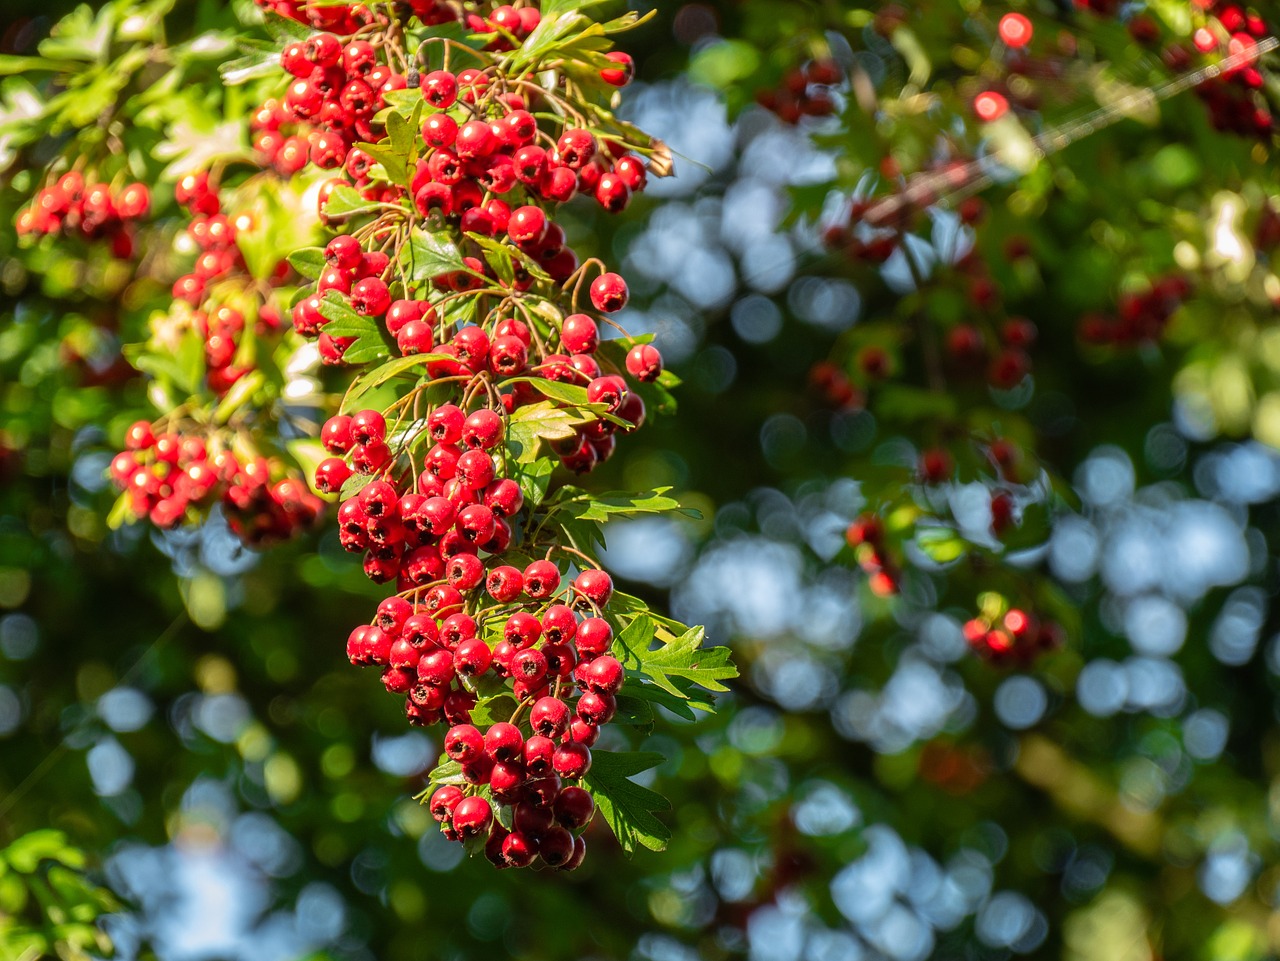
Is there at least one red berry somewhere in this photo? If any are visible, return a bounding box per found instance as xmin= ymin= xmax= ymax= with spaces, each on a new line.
xmin=625 ymin=343 xmax=663 ymax=382
xmin=589 ymin=272 xmax=629 ymax=312
xmin=601 ymin=51 xmax=635 ymax=87
xmin=451 ymin=795 xmax=493 ymax=838
xmin=552 ymin=741 xmax=591 ymax=779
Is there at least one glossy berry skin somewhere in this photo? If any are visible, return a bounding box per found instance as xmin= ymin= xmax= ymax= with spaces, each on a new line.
xmin=351 ymin=277 xmax=391 ymax=317
xmin=445 ymin=723 xmax=484 ymax=763
xmin=601 ymin=51 xmax=635 ymax=86
xmin=561 ymin=314 xmax=599 ymax=354
xmin=530 ymin=696 xmax=570 ymax=738
xmin=583 ymin=654 xmax=625 ymax=694
xmin=484 ymin=721 xmax=524 ymax=763
xmin=626 ymin=343 xmax=663 ymax=382
xmin=462 ymin=409 xmax=503 ymax=449
xmin=552 ymin=741 xmax=592 ymax=779
xmin=557 ymin=128 xmax=596 ymax=169
xmin=451 ymin=795 xmax=493 ymax=838
xmin=574 ymin=569 xmax=614 ymax=609
xmin=486 ymin=565 xmax=524 ymax=602
xmin=522 ymin=560 xmax=560 ymax=599
xmin=574 ymin=617 xmax=612 ymax=658
xmin=589 ymin=272 xmax=629 ymax=312
xmin=554 ymin=785 xmax=595 ymax=829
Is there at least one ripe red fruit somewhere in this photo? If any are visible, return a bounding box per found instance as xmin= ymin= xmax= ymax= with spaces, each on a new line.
xmin=530 ymin=696 xmax=571 ymax=738
xmin=522 ymin=560 xmax=560 ymax=599
xmin=351 ymin=409 xmax=386 ymax=445
xmin=589 ymin=272 xmax=629 ymax=312
xmin=455 ymin=119 xmax=498 ymax=159
xmin=625 ymin=343 xmax=663 ymax=382
xmin=421 ymin=70 xmax=458 ymax=108
xmin=454 ymin=637 xmax=493 ymax=677
xmin=552 ymin=741 xmax=592 ymax=779
xmin=561 ymin=314 xmax=599 ymax=354
xmin=574 ymin=569 xmax=614 ymax=609
xmin=486 ymin=565 xmax=524 ymax=602
xmin=351 ymin=277 xmax=391 ymax=317
xmin=574 ymin=617 xmax=612 ymax=657
xmin=445 ymin=723 xmax=485 ymax=763
xmin=554 ymin=786 xmax=594 ymax=829
xmin=595 ymin=172 xmax=631 ymax=212
xmin=451 ymin=795 xmax=493 ymax=838
xmin=445 ymin=552 xmax=484 ymax=590
xmin=973 ymin=90 xmax=1009 ymax=122
xmin=601 ymin=51 xmax=635 ymax=86
xmin=462 ymin=409 xmax=503 ymax=450
xmin=582 ymin=654 xmax=625 ymax=694
xmin=919 ymin=448 xmax=953 ymax=484
xmin=556 ymin=128 xmax=597 ymax=169
xmin=484 ymin=721 xmax=524 ymax=763
xmin=423 ymin=113 xmax=459 ymax=148
xmin=507 ymin=205 xmax=548 ymax=245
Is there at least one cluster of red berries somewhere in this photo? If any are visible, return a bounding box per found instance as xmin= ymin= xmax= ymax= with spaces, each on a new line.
xmin=1078 ymin=274 xmax=1191 ymax=346
xmin=845 ymin=515 xmax=900 ymax=597
xmin=754 ymin=59 xmax=843 ymax=124
xmin=169 ymin=171 xmax=290 ymax=394
xmin=1189 ymin=5 xmax=1273 ymax=139
xmin=109 ymin=420 xmax=321 ymax=544
xmin=256 ymin=2 xmax=674 ymax=868
xmin=326 ymin=403 xmax=627 ymax=868
xmin=963 ymin=607 xmax=1063 ymax=665
xmin=808 ymin=361 xmax=863 ymax=411
xmin=945 ymin=316 xmax=1037 ymax=390
xmin=15 ymin=172 xmax=150 ymax=257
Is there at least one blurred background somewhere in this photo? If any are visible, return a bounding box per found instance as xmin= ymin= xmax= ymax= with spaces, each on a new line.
xmin=4 ymin=1 xmax=1280 ymax=959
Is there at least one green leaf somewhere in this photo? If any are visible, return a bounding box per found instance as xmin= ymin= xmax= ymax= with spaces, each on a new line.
xmin=470 ymin=693 xmax=517 ymax=728
xmin=343 ymin=352 xmax=450 ymax=408
xmin=584 ymin=750 xmax=671 ymax=855
xmin=426 ymin=757 xmax=467 ymax=788
xmin=317 ymin=293 xmax=375 ymax=337
xmin=613 ymin=615 xmax=737 ymax=707
xmin=323 ymin=184 xmax=381 ymax=219
xmin=510 ymin=455 xmax=555 ymax=508
xmin=287 ymin=247 xmax=326 ymax=281
xmin=549 ymin=486 xmax=698 ymax=524
xmin=612 ymin=693 xmax=656 ymax=731
xmin=506 ymin=401 xmax=592 ymax=463
xmin=522 ymin=378 xmax=590 ymax=406
xmin=404 ymin=227 xmax=467 ymax=283
xmin=4 ymin=831 xmax=78 ymax=873
xmin=213 ymin=370 xmax=265 ymax=424
xmin=354 ymin=139 xmax=411 ymax=187
xmin=468 ymin=232 xmax=515 ymax=285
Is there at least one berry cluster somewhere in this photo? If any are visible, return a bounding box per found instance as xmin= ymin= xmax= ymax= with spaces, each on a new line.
xmin=170 ymin=171 xmax=289 ymax=394
xmin=109 ymin=420 xmax=321 ymax=544
xmin=754 ymin=59 xmax=843 ymax=124
xmin=845 ymin=514 xmax=900 ymax=598
xmin=247 ymin=0 xmax=676 ymax=868
xmin=1188 ymin=6 xmax=1273 ymax=139
xmin=808 ymin=361 xmax=863 ymax=411
xmin=1078 ymin=274 xmax=1191 ymax=346
xmin=963 ymin=606 xmax=1063 ymax=665
xmin=329 ymin=400 xmax=628 ymax=868
xmin=15 ymin=173 xmax=150 ymax=257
